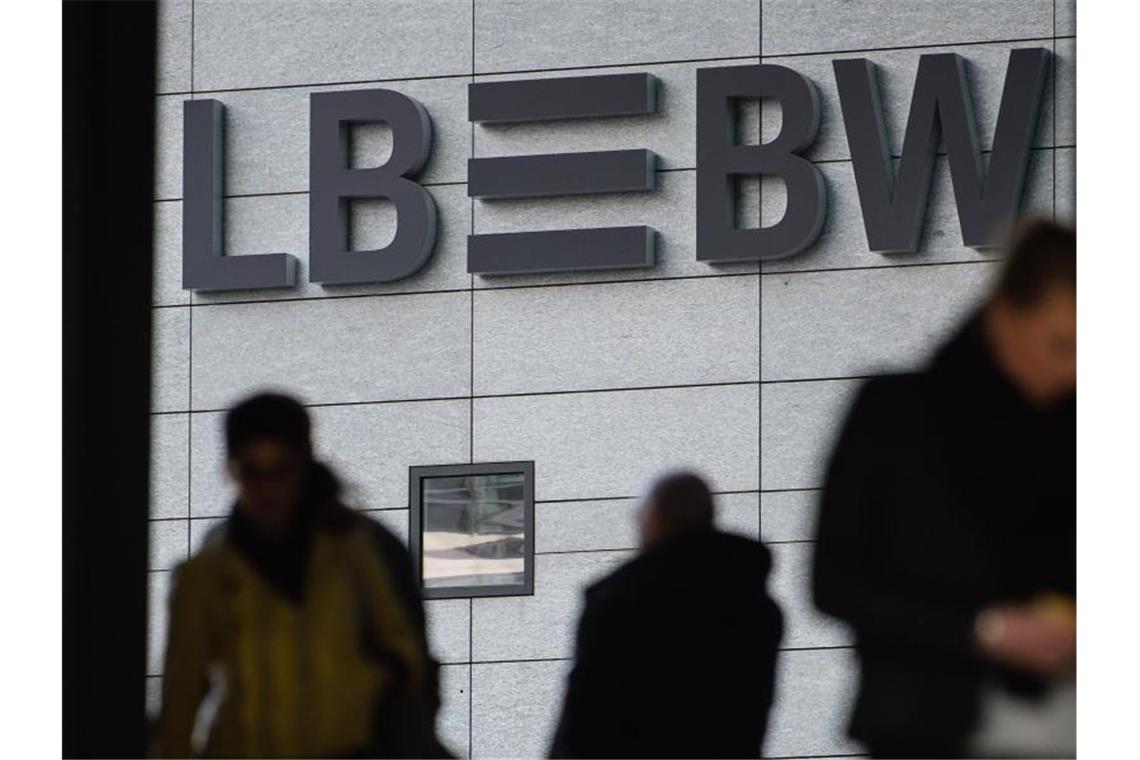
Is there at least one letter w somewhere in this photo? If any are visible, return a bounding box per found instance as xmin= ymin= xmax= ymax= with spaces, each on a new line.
xmin=834 ymin=48 xmax=1050 ymax=252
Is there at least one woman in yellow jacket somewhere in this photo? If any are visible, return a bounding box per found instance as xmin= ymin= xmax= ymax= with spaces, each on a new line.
xmin=154 ymin=394 xmax=443 ymax=758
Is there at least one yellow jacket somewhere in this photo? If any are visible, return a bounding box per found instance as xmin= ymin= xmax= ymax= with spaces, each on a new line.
xmin=154 ymin=518 xmax=423 ymax=758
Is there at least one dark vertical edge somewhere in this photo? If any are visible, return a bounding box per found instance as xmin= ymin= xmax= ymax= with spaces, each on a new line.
xmin=524 ymin=461 xmax=536 ymax=597
xmin=62 ymin=0 xmax=157 ymax=756
xmin=408 ymin=469 xmax=424 ymax=602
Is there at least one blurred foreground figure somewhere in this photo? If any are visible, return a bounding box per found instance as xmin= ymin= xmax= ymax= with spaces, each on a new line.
xmin=813 ymin=219 xmax=1076 ymax=759
xmin=154 ymin=393 xmax=447 ymax=758
xmin=550 ymin=472 xmax=784 ymax=758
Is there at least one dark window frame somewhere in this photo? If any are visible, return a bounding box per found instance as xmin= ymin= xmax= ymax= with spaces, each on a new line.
xmin=408 ymin=461 xmax=535 ymax=600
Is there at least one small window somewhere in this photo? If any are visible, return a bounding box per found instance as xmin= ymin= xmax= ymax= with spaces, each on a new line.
xmin=409 ymin=461 xmax=535 ymax=599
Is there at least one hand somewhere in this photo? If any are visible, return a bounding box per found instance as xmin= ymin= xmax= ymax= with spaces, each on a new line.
xmin=975 ymin=604 xmax=1076 ymax=677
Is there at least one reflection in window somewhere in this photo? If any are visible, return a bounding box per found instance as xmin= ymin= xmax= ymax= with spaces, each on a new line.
xmin=410 ymin=462 xmax=534 ymax=598
xmin=422 ymin=473 xmax=525 ymax=589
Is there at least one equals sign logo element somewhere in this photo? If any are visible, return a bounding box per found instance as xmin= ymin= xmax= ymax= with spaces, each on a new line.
xmin=467 ymin=72 xmax=660 ymax=275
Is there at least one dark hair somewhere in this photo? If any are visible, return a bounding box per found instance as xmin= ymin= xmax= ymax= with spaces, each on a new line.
xmin=646 ymin=471 xmax=715 ymax=534
xmin=225 ymin=392 xmax=313 ymax=459
xmin=996 ymin=218 xmax=1076 ymax=307
xmin=226 ymin=392 xmax=350 ymax=522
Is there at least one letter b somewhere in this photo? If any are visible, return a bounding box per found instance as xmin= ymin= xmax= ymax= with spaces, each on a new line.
xmin=696 ymin=64 xmax=826 ymax=262
xmin=309 ymin=89 xmax=437 ymax=285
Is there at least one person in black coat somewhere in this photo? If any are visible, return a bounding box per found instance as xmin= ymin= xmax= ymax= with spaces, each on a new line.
xmin=812 ymin=219 xmax=1077 ymax=758
xmin=550 ymin=471 xmax=784 ymax=759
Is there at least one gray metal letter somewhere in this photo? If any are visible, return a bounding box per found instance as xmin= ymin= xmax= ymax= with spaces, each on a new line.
xmin=696 ymin=64 xmax=826 ymax=262
xmin=834 ymin=48 xmax=1050 ymax=252
xmin=468 ymin=226 xmax=655 ymax=275
xmin=182 ymin=99 xmax=297 ymax=291
xmin=469 ymin=73 xmax=657 ymax=123
xmin=467 ymin=73 xmax=661 ymax=274
xmin=468 ymin=149 xmax=657 ymax=199
xmin=309 ymin=89 xmax=437 ymax=285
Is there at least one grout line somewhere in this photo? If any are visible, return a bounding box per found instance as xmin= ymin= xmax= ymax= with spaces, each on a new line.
xmin=148 ymin=641 xmax=856 ymax=676
xmin=536 ymin=489 xmax=762 ymax=504
xmin=460 ymin=256 xmax=1000 ymax=282
xmin=156 ymin=54 xmax=758 ymax=98
xmin=468 ymin=595 xmax=474 ymax=759
xmin=185 ymin=0 xmax=195 ymax=562
xmin=760 ymin=34 xmax=1071 ymax=60
xmin=167 ymin=285 xmax=475 ymax=308
xmin=153 ymin=505 xmax=411 ymax=525
xmin=153 ymin=255 xmax=1007 ymax=310
xmin=535 ymin=548 xmax=632 ymax=557
xmin=151 ymin=375 xmax=868 ymax=417
xmin=147 ymin=486 xmax=812 ymax=523
xmin=754 ymin=487 xmax=819 ymax=496
xmin=460 ymin=656 xmax=571 ymax=666
xmin=764 ymin=754 xmax=867 ymax=760
xmin=475 ymin=53 xmax=760 ymax=78
xmin=758 ymin=0 xmax=764 ymax=553
xmin=390 ymin=643 xmax=854 ymax=669
xmin=148 ymin=488 xmax=820 ymax=523
xmin=146 ymin=371 xmax=885 ymax=418
xmin=469 ymin=6 xmax=477 ymax=471
xmin=468 ymin=5 xmax=476 ymax=756
xmin=152 ymin=395 xmax=469 ymax=415
xmin=154 ymin=34 xmax=1077 ymax=99
xmin=531 ymin=538 xmax=817 ymax=558
xmin=148 ymin=648 xmax=859 ymax=680
xmin=760 ymin=374 xmax=878 ymax=385
xmin=1052 ymin=1 xmax=1058 ymax=221
xmin=158 ymin=70 xmax=476 ymax=97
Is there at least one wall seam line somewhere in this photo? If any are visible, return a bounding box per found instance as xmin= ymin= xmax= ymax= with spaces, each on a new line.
xmin=153 ymin=254 xmax=1013 ymax=311
xmin=185 ymin=0 xmax=195 ymax=561
xmin=758 ymin=0 xmax=765 ymax=555
xmin=153 ymin=32 xmax=1074 ymax=97
xmin=1053 ymin=0 xmax=1058 ymax=221
xmin=152 ymin=369 xmax=950 ymax=418
xmin=468 ymin=4 xmax=476 ymax=757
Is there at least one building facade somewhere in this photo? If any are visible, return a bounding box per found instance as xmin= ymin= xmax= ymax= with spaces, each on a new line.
xmin=146 ymin=1 xmax=1076 ymax=756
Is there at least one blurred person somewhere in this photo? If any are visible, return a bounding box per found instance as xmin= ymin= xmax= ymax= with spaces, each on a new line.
xmin=812 ymin=219 xmax=1076 ymax=758
xmin=550 ymin=471 xmax=784 ymax=758
xmin=154 ymin=393 xmax=448 ymax=758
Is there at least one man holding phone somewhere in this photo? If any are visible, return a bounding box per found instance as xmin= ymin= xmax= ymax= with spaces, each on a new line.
xmin=813 ymin=219 xmax=1077 ymax=758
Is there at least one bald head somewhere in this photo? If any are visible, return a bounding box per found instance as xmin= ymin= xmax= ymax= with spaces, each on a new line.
xmin=637 ymin=471 xmax=716 ymax=549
